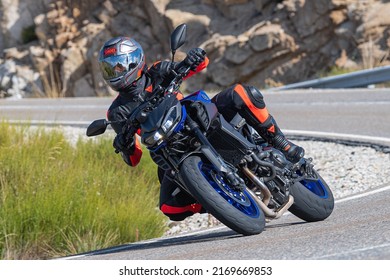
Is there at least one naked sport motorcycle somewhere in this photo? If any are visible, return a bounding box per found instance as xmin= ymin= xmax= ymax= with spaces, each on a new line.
xmin=87 ymin=24 xmax=334 ymax=235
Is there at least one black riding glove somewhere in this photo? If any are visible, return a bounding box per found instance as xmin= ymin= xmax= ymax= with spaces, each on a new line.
xmin=184 ymin=48 xmax=206 ymax=70
xmin=113 ymin=133 xmax=135 ymax=154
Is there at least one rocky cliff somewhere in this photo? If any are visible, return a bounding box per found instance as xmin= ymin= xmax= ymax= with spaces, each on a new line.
xmin=1 ymin=0 xmax=389 ymax=98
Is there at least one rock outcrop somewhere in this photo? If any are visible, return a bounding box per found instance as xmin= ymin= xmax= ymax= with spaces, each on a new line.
xmin=1 ymin=0 xmax=389 ymax=98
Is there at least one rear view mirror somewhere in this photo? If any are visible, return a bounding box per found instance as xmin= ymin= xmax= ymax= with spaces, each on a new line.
xmin=86 ymin=119 xmax=109 ymax=137
xmin=170 ymin=24 xmax=187 ymax=61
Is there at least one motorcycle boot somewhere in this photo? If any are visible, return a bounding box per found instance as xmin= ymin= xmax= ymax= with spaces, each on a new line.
xmin=270 ymin=134 xmax=305 ymax=164
xmin=252 ymin=115 xmax=305 ymax=163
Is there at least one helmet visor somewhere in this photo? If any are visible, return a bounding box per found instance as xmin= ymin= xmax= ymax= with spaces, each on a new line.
xmin=99 ymin=48 xmax=143 ymax=81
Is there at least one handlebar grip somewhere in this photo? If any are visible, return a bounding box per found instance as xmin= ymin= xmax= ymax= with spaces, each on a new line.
xmin=122 ymin=121 xmax=139 ymax=138
xmin=127 ymin=126 xmax=138 ymax=137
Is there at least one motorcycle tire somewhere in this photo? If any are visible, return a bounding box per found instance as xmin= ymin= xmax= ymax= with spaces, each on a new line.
xmin=289 ymin=169 xmax=334 ymax=222
xmin=180 ymin=155 xmax=265 ymax=235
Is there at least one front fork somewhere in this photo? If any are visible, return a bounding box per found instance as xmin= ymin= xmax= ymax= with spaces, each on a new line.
xmin=185 ymin=115 xmax=297 ymax=219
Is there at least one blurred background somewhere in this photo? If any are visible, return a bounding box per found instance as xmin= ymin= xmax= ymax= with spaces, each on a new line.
xmin=0 ymin=0 xmax=389 ymax=99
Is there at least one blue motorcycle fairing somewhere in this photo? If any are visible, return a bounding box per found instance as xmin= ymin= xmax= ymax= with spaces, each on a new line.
xmin=173 ymin=106 xmax=187 ymax=133
xmin=183 ymin=90 xmax=212 ymax=103
xmin=182 ymin=90 xmax=218 ymax=131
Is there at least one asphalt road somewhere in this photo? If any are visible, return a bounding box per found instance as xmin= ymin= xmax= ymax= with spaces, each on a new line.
xmin=70 ymin=185 xmax=390 ymax=260
xmin=264 ymin=88 xmax=390 ymax=140
xmin=1 ymin=88 xmax=390 ymax=260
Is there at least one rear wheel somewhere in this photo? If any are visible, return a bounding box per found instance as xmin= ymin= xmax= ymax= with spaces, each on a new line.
xmin=289 ymin=169 xmax=334 ymax=222
xmin=180 ymin=156 xmax=265 ymax=235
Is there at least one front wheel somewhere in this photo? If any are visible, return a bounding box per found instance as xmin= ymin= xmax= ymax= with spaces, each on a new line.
xmin=180 ymin=156 xmax=265 ymax=235
xmin=289 ymin=169 xmax=334 ymax=222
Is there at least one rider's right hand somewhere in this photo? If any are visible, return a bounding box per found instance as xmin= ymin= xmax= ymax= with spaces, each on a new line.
xmin=113 ymin=133 xmax=134 ymax=154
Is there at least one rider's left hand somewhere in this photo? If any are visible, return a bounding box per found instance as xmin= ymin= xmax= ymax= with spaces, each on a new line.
xmin=184 ymin=48 xmax=206 ymax=70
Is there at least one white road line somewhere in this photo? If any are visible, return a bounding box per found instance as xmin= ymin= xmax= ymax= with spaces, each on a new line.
xmin=335 ymin=184 xmax=390 ymax=204
xmin=5 ymin=120 xmax=91 ymax=126
xmin=284 ymin=129 xmax=390 ymax=145
xmin=316 ymin=243 xmax=390 ymax=259
xmin=0 ymin=105 xmax=108 ymax=110
xmin=4 ymin=123 xmax=390 ymax=145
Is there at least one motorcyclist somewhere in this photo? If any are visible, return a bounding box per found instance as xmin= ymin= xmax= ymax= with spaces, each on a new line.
xmin=98 ymin=36 xmax=305 ymax=221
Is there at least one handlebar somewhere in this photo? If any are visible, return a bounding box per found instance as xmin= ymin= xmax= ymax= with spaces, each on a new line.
xmin=165 ymin=65 xmax=191 ymax=95
xmin=122 ymin=64 xmax=192 ymax=138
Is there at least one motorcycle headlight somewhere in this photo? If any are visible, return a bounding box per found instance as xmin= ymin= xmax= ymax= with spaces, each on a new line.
xmin=144 ymin=131 xmax=163 ymax=146
xmin=161 ymin=106 xmax=179 ymax=133
xmin=162 ymin=119 xmax=174 ymax=133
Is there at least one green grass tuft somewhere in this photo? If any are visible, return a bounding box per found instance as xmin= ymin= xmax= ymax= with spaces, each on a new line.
xmin=0 ymin=121 xmax=166 ymax=259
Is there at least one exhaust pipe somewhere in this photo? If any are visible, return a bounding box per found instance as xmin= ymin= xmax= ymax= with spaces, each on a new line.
xmin=242 ymin=166 xmax=294 ymax=219
xmin=242 ymin=166 xmax=271 ymax=206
